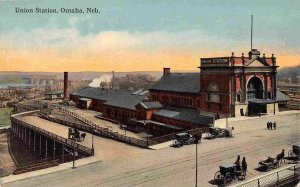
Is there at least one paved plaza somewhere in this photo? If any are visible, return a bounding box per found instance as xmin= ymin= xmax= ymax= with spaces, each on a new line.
xmin=1 ymin=111 xmax=299 ymax=187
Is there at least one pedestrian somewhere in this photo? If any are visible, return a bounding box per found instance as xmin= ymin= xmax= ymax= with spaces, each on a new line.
xmin=242 ymin=157 xmax=247 ymax=176
xmin=273 ymin=121 xmax=276 ymax=130
xmin=267 ymin=121 xmax=270 ymax=129
xmin=270 ymin=122 xmax=273 ymax=130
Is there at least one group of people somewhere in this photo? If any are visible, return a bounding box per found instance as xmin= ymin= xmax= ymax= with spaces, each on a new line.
xmin=267 ymin=121 xmax=277 ymax=130
xmin=234 ymin=155 xmax=247 ymax=176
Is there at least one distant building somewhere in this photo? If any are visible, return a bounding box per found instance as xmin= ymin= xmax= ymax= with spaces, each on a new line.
xmin=44 ymin=90 xmax=64 ymax=100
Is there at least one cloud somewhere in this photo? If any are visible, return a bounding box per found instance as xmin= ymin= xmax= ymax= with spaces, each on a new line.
xmin=0 ymin=26 xmax=299 ymax=72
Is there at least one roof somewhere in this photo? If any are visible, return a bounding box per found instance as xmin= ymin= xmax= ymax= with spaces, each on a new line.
xmin=71 ymin=87 xmax=148 ymax=110
xmin=248 ymin=99 xmax=276 ymax=104
xmin=139 ymin=101 xmax=163 ymax=109
xmin=79 ymin=98 xmax=91 ymax=101
xmin=44 ymin=90 xmax=63 ymax=95
xmin=276 ymin=90 xmax=290 ymax=101
xmin=154 ymin=106 xmax=214 ymax=127
xmin=146 ymin=120 xmax=183 ymax=130
xmin=150 ymin=73 xmax=200 ymax=94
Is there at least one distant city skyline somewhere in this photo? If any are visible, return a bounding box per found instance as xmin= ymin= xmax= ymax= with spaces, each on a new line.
xmin=0 ymin=0 xmax=299 ymax=72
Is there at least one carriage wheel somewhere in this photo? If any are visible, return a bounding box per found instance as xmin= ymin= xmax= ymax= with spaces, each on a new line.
xmin=214 ymin=171 xmax=221 ymax=180
xmin=224 ymin=173 xmax=232 ymax=185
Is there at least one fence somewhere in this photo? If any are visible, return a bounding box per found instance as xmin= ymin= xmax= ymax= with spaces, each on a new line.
xmin=55 ymin=108 xmax=154 ymax=147
xmin=10 ymin=116 xmax=93 ymax=155
xmin=231 ymin=164 xmax=299 ymax=187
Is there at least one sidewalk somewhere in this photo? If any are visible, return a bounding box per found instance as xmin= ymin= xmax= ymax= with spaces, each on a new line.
xmin=148 ymin=140 xmax=173 ymax=150
xmin=0 ymin=156 xmax=101 ymax=185
xmin=214 ymin=110 xmax=300 ymax=128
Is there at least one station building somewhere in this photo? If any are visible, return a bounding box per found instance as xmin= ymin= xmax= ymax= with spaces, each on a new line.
xmin=150 ymin=49 xmax=287 ymax=118
xmin=70 ymin=49 xmax=288 ymax=132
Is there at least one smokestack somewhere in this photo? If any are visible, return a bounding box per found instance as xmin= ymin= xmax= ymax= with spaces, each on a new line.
xmin=163 ymin=68 xmax=170 ymax=75
xmin=64 ymin=72 xmax=68 ymax=100
xmin=111 ymin=71 xmax=114 ymax=89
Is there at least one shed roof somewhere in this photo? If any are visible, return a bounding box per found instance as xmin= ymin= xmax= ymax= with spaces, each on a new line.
xmin=154 ymin=106 xmax=214 ymax=127
xmin=71 ymin=87 xmax=147 ymax=110
xmin=139 ymin=101 xmax=163 ymax=109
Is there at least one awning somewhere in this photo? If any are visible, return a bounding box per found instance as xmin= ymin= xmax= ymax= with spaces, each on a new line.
xmin=248 ymin=99 xmax=277 ymax=104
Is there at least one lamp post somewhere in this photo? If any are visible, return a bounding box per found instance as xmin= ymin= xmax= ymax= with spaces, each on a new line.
xmin=91 ymin=133 xmax=94 ymax=155
xmin=72 ymin=141 xmax=76 ymax=169
xmin=195 ymin=139 xmax=198 ymax=187
xmin=144 ymin=120 xmax=148 ymax=146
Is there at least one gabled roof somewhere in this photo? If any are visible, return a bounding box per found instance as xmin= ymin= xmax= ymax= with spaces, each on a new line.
xmin=71 ymin=87 xmax=148 ymax=110
xmin=154 ymin=106 xmax=214 ymax=126
xmin=138 ymin=101 xmax=163 ymax=109
xmin=246 ymin=56 xmax=270 ymax=67
xmin=150 ymin=73 xmax=200 ymax=94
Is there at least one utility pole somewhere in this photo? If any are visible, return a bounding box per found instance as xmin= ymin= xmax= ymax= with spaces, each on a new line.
xmin=195 ymin=140 xmax=198 ymax=187
xmin=72 ymin=141 xmax=76 ymax=169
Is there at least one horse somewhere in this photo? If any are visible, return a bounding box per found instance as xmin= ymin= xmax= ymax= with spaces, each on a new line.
xmin=276 ymin=149 xmax=285 ymax=165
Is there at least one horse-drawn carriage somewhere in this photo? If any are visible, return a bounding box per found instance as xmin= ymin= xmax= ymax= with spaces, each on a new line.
xmin=258 ymin=150 xmax=284 ymax=171
xmin=258 ymin=157 xmax=280 ymax=171
xmin=214 ymin=163 xmax=246 ymax=185
xmin=284 ymin=144 xmax=300 ymax=162
xmin=68 ymin=127 xmax=86 ymax=142
xmin=172 ymin=133 xmax=196 ymax=147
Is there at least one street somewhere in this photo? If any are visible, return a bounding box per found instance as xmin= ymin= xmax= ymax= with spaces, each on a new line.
xmin=2 ymin=112 xmax=299 ymax=187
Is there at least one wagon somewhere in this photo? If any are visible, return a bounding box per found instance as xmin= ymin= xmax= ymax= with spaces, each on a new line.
xmin=258 ymin=157 xmax=280 ymax=171
xmin=214 ymin=163 xmax=245 ymax=185
xmin=284 ymin=144 xmax=300 ymax=162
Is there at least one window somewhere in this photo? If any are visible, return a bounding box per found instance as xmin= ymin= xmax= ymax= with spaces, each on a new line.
xmin=183 ymin=98 xmax=193 ymax=106
xmin=237 ymin=94 xmax=241 ymax=102
xmin=172 ymin=97 xmax=180 ymax=104
xmin=162 ymin=96 xmax=169 ymax=102
xmin=268 ymin=92 xmax=272 ymax=99
xmin=207 ymin=93 xmax=221 ymax=103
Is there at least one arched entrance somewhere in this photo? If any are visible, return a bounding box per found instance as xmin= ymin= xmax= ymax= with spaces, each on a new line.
xmin=247 ymin=76 xmax=263 ymax=100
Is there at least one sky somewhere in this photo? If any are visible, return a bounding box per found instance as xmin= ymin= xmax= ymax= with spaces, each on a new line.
xmin=0 ymin=0 xmax=299 ymax=72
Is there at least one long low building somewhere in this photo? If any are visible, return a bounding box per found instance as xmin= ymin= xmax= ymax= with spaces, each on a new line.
xmin=70 ymin=87 xmax=214 ymax=134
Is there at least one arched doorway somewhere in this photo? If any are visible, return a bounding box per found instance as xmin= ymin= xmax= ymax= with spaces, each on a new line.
xmin=247 ymin=76 xmax=263 ymax=100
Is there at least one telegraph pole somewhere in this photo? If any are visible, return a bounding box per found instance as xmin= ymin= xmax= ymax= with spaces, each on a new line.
xmin=195 ymin=140 xmax=198 ymax=187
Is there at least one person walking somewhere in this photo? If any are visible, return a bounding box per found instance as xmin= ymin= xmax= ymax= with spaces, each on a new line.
xmin=242 ymin=157 xmax=247 ymax=176
xmin=273 ymin=121 xmax=277 ymax=130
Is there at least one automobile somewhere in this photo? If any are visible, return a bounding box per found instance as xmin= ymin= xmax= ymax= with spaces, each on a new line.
xmin=172 ymin=133 xmax=195 ymax=147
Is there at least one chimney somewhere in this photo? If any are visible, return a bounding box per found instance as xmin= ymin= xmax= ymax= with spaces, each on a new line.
xmin=111 ymin=71 xmax=114 ymax=89
xmin=63 ymin=72 xmax=68 ymax=100
xmin=163 ymin=68 xmax=170 ymax=75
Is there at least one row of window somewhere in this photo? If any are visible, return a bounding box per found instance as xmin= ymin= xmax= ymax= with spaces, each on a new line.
xmin=153 ymin=95 xmax=194 ymax=106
